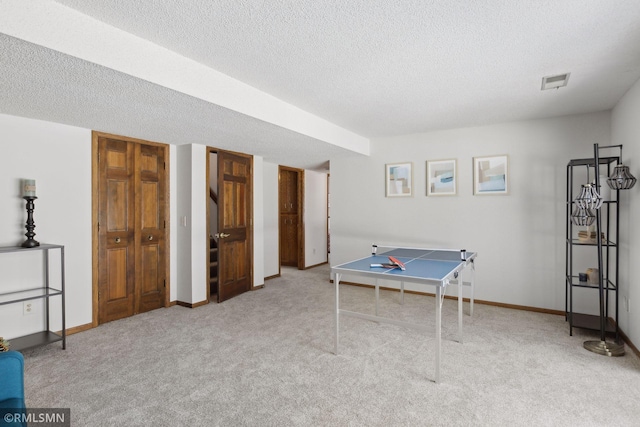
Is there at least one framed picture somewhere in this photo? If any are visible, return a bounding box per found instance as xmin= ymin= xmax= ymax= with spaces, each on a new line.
xmin=473 ymin=155 xmax=509 ymax=195
xmin=385 ymin=162 xmax=413 ymax=197
xmin=427 ymin=159 xmax=457 ymax=196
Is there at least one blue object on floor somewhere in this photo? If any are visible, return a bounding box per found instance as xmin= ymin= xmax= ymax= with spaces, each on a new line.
xmin=0 ymin=351 xmax=26 ymax=427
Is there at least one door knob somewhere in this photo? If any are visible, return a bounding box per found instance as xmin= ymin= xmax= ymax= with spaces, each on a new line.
xmin=215 ymin=233 xmax=231 ymax=239
xmin=115 ymin=237 xmax=121 ymax=243
xmin=148 ymin=235 xmax=153 ymax=241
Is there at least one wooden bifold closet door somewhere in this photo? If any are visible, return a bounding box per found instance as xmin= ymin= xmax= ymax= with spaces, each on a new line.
xmin=95 ymin=134 xmax=167 ymax=324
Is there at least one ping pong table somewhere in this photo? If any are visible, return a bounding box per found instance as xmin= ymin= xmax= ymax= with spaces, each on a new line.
xmin=331 ymin=245 xmax=476 ymax=383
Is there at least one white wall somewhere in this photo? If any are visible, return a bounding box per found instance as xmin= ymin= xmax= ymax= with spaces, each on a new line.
xmin=176 ymin=144 xmax=194 ymax=303
xmin=253 ymin=156 xmax=265 ymax=287
xmin=263 ymin=162 xmax=280 ymax=278
xmin=176 ymin=144 xmax=209 ymax=304
xmin=611 ymin=76 xmax=640 ymax=348
xmin=169 ymin=144 xmax=178 ymax=303
xmin=0 ymin=114 xmax=92 ymax=338
xmin=304 ymin=170 xmax=328 ymax=267
xmin=331 ymin=112 xmax=611 ymax=312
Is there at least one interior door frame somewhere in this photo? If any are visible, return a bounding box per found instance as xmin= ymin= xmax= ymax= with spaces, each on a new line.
xmin=91 ymin=131 xmax=171 ymax=327
xmin=206 ymin=146 xmax=255 ymax=302
xmin=278 ymin=165 xmax=305 ymax=270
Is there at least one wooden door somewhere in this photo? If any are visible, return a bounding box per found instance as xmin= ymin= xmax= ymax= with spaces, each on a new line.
xmin=98 ymin=138 xmax=136 ymax=323
xmin=279 ymin=168 xmax=300 ymax=267
xmin=217 ymin=151 xmax=252 ymax=303
xmin=136 ymin=144 xmax=166 ymax=313
xmin=96 ymin=135 xmax=167 ymax=324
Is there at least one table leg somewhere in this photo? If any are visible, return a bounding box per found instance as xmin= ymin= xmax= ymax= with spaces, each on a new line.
xmin=458 ymin=278 xmax=463 ymax=343
xmin=335 ymin=273 xmax=340 ymax=355
xmin=61 ymin=246 xmax=66 ymax=350
xmin=400 ymin=281 xmax=404 ymax=305
xmin=375 ymin=279 xmax=379 ymax=316
xmin=435 ymin=286 xmax=441 ymax=383
xmin=470 ymin=261 xmax=475 ymax=317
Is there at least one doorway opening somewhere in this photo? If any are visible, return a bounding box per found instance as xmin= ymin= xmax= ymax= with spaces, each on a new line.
xmin=279 ymin=166 xmax=304 ymax=269
xmin=208 ymin=151 xmax=219 ymax=301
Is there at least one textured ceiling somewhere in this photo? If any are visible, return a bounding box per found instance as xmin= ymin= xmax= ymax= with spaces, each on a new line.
xmin=3 ymin=0 xmax=640 ymax=169
xmin=0 ymin=34 xmax=358 ymax=170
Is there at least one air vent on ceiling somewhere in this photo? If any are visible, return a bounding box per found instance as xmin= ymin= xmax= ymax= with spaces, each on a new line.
xmin=541 ymin=73 xmax=570 ymax=90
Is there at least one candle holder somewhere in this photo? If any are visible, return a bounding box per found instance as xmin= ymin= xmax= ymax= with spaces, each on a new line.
xmin=22 ymin=196 xmax=40 ymax=248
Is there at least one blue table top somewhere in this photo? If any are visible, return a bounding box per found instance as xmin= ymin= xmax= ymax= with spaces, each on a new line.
xmin=333 ymin=249 xmax=476 ymax=282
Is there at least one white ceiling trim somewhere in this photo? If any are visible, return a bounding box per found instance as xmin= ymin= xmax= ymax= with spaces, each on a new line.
xmin=0 ymin=0 xmax=369 ymax=155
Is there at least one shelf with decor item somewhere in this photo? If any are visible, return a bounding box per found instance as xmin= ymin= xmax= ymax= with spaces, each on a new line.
xmin=567 ymin=276 xmax=617 ymax=290
xmin=0 ymin=243 xmax=66 ymax=351
xmin=565 ymin=144 xmax=636 ymax=357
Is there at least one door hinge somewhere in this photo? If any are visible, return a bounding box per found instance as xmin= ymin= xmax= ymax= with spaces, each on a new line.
xmin=164 ymin=220 xmax=166 ymax=229
xmin=163 ymin=279 xmax=166 ymax=288
xmin=97 ymin=222 xmax=100 ymax=231
xmin=164 ymin=161 xmax=166 ymax=170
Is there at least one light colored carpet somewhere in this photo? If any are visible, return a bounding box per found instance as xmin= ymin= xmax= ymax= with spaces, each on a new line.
xmin=21 ymin=265 xmax=640 ymax=426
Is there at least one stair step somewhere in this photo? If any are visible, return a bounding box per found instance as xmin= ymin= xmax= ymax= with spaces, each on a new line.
xmin=209 ymin=234 xmax=218 ymax=290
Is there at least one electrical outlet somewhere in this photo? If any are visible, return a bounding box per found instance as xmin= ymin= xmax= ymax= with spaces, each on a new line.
xmin=23 ymin=302 xmax=34 ymax=315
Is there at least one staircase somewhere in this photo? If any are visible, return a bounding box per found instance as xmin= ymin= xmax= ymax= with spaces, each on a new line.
xmin=210 ymin=236 xmax=218 ymax=297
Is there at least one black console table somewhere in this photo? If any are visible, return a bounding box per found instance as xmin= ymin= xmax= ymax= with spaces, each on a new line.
xmin=0 ymin=244 xmax=66 ymax=350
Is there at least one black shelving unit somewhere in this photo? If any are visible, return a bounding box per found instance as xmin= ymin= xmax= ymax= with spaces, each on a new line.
xmin=565 ymin=157 xmax=619 ymax=340
xmin=0 ymin=244 xmax=66 ymax=351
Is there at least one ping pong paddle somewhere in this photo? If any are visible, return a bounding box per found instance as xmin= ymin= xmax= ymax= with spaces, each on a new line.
xmin=370 ymin=263 xmax=397 ymax=269
xmin=387 ymin=255 xmax=406 ymax=271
